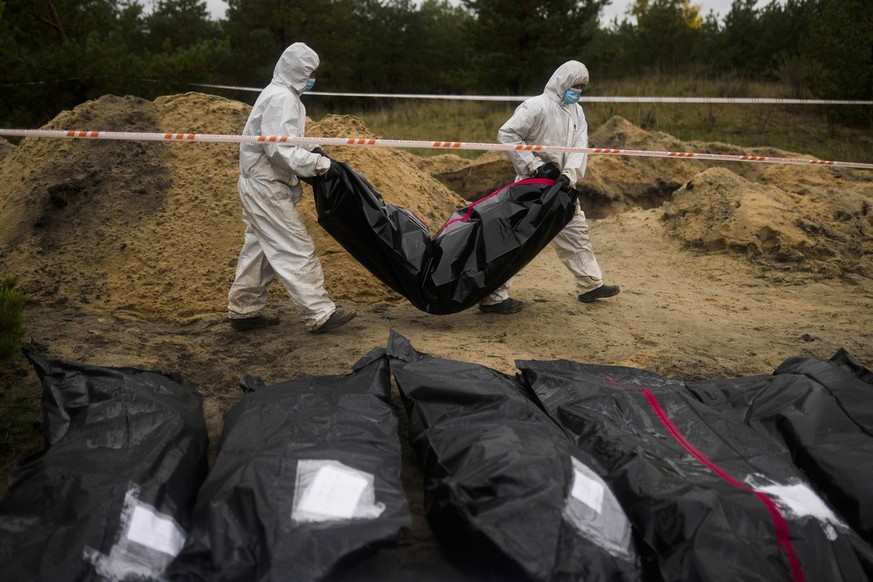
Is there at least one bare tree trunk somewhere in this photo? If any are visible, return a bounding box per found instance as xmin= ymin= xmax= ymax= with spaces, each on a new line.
xmin=31 ymin=0 xmax=68 ymax=44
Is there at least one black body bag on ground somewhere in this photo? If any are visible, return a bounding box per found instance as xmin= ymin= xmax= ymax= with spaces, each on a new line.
xmin=386 ymin=331 xmax=644 ymax=582
xmin=517 ymin=359 xmax=873 ymax=582
xmin=313 ymin=162 xmax=578 ymax=314
xmin=168 ymin=348 xmax=410 ymax=582
xmin=686 ymin=348 xmax=873 ymax=544
xmin=0 ymin=350 xmax=209 ymax=582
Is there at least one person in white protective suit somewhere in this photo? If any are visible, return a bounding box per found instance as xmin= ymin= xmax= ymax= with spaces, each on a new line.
xmin=227 ymin=42 xmax=356 ymax=332
xmin=478 ymin=60 xmax=620 ymax=314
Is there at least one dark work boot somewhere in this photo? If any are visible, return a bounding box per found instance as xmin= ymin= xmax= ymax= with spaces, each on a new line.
xmin=578 ymin=284 xmax=620 ymax=303
xmin=478 ymin=298 xmax=524 ymax=314
xmin=230 ymin=314 xmax=279 ymax=331
xmin=311 ymin=308 xmax=357 ymax=333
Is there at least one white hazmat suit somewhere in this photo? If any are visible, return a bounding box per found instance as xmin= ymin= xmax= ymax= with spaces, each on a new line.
xmin=227 ymin=43 xmax=338 ymax=330
xmin=481 ymin=60 xmax=607 ymax=306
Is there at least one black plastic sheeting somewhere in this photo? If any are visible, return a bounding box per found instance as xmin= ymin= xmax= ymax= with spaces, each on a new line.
xmin=313 ymin=163 xmax=578 ymax=314
xmin=167 ymin=347 xmax=410 ymax=582
xmin=517 ymin=359 xmax=873 ymax=582
xmin=686 ymin=348 xmax=873 ymax=544
xmin=386 ymin=331 xmax=645 ymax=581
xmin=7 ymin=340 xmax=873 ymax=582
xmin=0 ymin=350 xmax=208 ymax=582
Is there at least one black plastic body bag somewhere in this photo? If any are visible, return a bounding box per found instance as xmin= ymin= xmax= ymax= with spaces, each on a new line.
xmin=168 ymin=348 xmax=410 ymax=582
xmin=0 ymin=351 xmax=209 ymax=582
xmin=686 ymin=348 xmax=873 ymax=544
xmin=386 ymin=331 xmax=644 ymax=582
xmin=313 ymin=163 xmax=578 ymax=314
xmin=517 ymin=359 xmax=873 ymax=582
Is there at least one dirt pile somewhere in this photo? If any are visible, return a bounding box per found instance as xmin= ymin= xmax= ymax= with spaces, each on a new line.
xmin=1 ymin=93 xmax=870 ymax=326
xmin=420 ymin=114 xmax=872 ymax=280
xmin=582 ymin=116 xmax=837 ymax=217
xmin=0 ymin=93 xmax=465 ymax=323
xmin=413 ymin=117 xmax=708 ymax=209
xmin=662 ymin=167 xmax=873 ymax=278
xmin=0 ymin=94 xmax=244 ymax=323
xmin=415 ymin=150 xmax=517 ymax=201
xmin=0 ymin=137 xmax=14 ymax=163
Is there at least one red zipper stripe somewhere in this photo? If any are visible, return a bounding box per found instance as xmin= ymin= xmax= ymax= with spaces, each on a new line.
xmin=637 ymin=387 xmax=806 ymax=582
xmin=437 ymin=178 xmax=555 ymax=234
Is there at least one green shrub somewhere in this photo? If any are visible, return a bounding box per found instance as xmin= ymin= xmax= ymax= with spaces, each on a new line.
xmin=0 ymin=276 xmax=26 ymax=363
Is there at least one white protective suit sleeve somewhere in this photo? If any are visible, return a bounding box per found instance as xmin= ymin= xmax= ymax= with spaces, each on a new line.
xmin=259 ymin=95 xmax=330 ymax=179
xmin=498 ymin=60 xmax=590 ymax=186
xmin=239 ymin=43 xmax=330 ymax=191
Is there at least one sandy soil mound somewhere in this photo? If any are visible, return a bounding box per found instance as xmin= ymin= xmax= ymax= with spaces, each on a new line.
xmin=411 ymin=114 xmax=872 ymax=280
xmin=0 ymin=95 xmax=178 ymax=316
xmin=413 ymin=116 xmax=709 ymax=215
xmin=662 ymin=167 xmax=873 ymax=278
xmin=0 ymin=94 xmax=244 ymax=323
xmin=0 ymin=93 xmax=465 ymax=323
xmin=0 ymin=137 xmax=15 ymax=163
xmin=1 ymin=93 xmax=869 ymax=326
xmin=415 ymin=150 xmax=517 ymax=201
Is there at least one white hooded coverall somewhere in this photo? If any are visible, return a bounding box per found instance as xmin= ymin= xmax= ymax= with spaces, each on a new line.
xmin=481 ymin=60 xmax=605 ymax=305
xmin=227 ymin=43 xmax=336 ymax=329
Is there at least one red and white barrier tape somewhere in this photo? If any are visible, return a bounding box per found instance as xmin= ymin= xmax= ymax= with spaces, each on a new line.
xmin=1 ymin=128 xmax=871 ymax=170
xmin=190 ymin=83 xmax=873 ymax=106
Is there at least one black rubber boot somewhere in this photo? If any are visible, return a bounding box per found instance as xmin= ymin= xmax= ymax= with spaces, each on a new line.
xmin=311 ymin=308 xmax=357 ymax=333
xmin=230 ymin=314 xmax=278 ymax=331
xmin=478 ymin=298 xmax=524 ymax=314
xmin=578 ymin=284 xmax=620 ymax=303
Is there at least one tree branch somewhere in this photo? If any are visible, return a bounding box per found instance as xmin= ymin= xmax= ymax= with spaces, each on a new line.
xmin=29 ymin=0 xmax=68 ymax=44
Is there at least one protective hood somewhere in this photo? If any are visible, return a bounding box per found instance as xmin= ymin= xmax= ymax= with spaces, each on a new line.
xmin=544 ymin=60 xmax=589 ymax=102
xmin=272 ymin=42 xmax=319 ymax=93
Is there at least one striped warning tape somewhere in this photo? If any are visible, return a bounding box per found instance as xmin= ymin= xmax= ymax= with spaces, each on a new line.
xmin=1 ymin=128 xmax=871 ymax=170
xmin=190 ymin=83 xmax=873 ymax=106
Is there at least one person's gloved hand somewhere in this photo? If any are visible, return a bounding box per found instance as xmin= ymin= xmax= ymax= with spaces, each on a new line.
xmin=312 ymin=146 xmax=327 ymax=156
xmin=301 ymin=157 xmax=340 ymax=185
xmin=322 ymin=160 xmax=343 ymax=181
xmin=556 ymin=174 xmax=571 ymax=187
xmin=532 ymin=162 xmax=561 ymax=180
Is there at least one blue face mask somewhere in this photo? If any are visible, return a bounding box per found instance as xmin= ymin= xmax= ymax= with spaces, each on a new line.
xmin=562 ymin=87 xmax=581 ymax=105
xmin=305 ymin=78 xmax=316 ymax=92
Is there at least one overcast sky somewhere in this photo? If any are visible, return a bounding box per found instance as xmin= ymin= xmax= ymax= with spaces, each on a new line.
xmin=202 ymin=0 xmax=761 ymax=25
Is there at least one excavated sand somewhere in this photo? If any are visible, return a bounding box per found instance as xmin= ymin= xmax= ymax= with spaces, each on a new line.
xmin=0 ymin=93 xmax=870 ymax=325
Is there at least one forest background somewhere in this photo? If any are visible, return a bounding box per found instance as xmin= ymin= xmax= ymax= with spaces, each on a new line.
xmin=1 ymin=0 xmax=871 ymax=137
